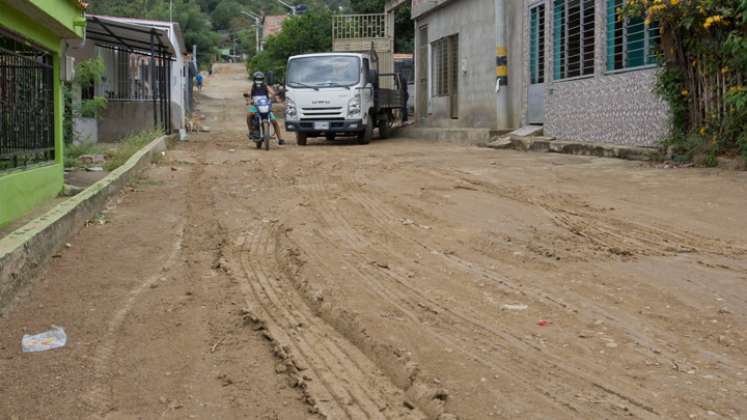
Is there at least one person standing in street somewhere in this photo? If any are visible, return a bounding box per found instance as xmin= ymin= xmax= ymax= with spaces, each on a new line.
xmin=196 ymin=72 xmax=204 ymax=91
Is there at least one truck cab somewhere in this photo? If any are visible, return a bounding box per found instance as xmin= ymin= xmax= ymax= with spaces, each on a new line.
xmin=284 ymin=52 xmax=400 ymax=145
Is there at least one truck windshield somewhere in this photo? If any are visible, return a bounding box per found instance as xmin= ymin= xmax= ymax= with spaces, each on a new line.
xmin=287 ymin=56 xmax=360 ymax=88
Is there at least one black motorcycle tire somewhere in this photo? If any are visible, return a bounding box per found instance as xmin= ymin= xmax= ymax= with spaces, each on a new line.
xmin=262 ymin=121 xmax=270 ymax=151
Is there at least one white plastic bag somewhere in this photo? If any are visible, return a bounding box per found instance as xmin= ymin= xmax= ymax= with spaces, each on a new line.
xmin=22 ymin=326 xmax=67 ymax=353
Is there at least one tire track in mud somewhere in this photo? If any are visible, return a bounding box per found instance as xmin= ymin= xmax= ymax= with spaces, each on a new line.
xmin=284 ymin=165 xmax=669 ymax=419
xmin=288 ymin=175 xmax=650 ymax=419
xmin=414 ymin=166 xmax=747 ymax=259
xmin=81 ymin=222 xmax=185 ymax=419
xmin=349 ymin=164 xmax=747 ymax=360
xmin=230 ymin=220 xmax=427 ymax=420
xmin=337 ymin=167 xmax=745 ymax=413
xmin=327 ymin=164 xmax=747 ymax=418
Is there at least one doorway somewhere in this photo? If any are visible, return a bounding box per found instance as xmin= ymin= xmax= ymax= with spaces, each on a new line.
xmin=527 ymin=3 xmax=546 ymax=124
xmin=416 ymin=25 xmax=429 ymax=120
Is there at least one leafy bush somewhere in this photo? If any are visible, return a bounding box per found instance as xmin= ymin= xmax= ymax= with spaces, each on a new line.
xmin=75 ymin=57 xmax=105 ymax=89
xmin=79 ymin=96 xmax=108 ymax=118
xmin=621 ymin=0 xmax=747 ymax=167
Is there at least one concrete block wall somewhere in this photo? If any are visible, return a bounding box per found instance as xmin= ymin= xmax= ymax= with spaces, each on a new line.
xmin=414 ymin=0 xmax=499 ymax=129
xmin=540 ymin=0 xmax=669 ymax=146
xmin=98 ymin=102 xmax=156 ymax=141
xmin=412 ymin=0 xmax=670 ymax=147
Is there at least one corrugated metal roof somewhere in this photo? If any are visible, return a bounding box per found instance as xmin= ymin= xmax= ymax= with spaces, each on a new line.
xmin=85 ymin=15 xmax=175 ymax=57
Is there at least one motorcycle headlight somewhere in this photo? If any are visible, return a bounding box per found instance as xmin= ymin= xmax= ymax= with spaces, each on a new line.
xmin=285 ymin=98 xmax=297 ymax=120
xmin=348 ymin=94 xmax=361 ymax=117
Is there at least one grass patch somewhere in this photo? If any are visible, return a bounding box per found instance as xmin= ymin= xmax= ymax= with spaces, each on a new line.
xmin=64 ymin=142 xmax=105 ymax=168
xmin=104 ymin=130 xmax=163 ymax=171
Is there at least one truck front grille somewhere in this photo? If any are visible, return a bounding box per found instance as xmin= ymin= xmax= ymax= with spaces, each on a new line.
xmin=301 ymin=107 xmax=344 ymax=119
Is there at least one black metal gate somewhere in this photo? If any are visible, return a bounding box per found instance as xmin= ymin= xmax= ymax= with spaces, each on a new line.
xmin=0 ymin=29 xmax=55 ymax=171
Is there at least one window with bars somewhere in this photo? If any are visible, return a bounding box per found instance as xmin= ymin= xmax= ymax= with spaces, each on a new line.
xmin=530 ymin=4 xmax=546 ymax=84
xmin=553 ymin=0 xmax=595 ymax=80
xmin=431 ymin=34 xmax=458 ymax=98
xmin=606 ymin=0 xmax=660 ymax=71
xmin=431 ymin=38 xmax=448 ymax=97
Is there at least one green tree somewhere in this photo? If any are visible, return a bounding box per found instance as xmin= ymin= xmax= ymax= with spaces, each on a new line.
xmin=147 ymin=0 xmax=221 ymax=66
xmin=248 ymin=8 xmax=333 ymax=80
xmin=89 ymin=0 xmax=220 ymax=67
xmin=211 ymin=0 xmax=242 ymax=30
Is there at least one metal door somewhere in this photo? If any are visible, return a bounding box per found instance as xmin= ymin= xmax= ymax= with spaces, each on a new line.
xmin=528 ymin=3 xmax=546 ymax=124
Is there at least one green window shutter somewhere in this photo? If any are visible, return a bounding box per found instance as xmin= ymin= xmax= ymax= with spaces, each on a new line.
xmin=647 ymin=20 xmax=661 ymax=65
xmin=531 ymin=9 xmax=537 ymax=82
xmin=606 ymin=0 xmax=618 ymax=71
xmin=626 ymin=16 xmax=645 ymax=67
xmin=553 ymin=0 xmax=564 ymax=80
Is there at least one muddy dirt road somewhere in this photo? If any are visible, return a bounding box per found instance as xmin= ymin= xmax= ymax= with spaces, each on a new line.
xmin=2 ymin=64 xmax=747 ymax=420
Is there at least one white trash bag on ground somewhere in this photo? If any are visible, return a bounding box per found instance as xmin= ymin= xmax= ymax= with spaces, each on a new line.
xmin=22 ymin=326 xmax=67 ymax=353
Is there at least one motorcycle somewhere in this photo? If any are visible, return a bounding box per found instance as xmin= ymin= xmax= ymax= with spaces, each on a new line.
xmin=250 ymin=95 xmax=273 ymax=150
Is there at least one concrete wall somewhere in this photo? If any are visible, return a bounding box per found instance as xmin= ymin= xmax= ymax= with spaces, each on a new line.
xmin=0 ymin=4 xmax=72 ymax=227
xmin=538 ymin=0 xmax=669 ymax=146
xmin=97 ymin=101 xmax=155 ymax=141
xmin=414 ymin=0 xmax=499 ymax=129
xmin=411 ymin=0 xmax=669 ymax=147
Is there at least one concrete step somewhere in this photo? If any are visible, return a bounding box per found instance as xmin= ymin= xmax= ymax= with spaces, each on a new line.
xmin=397 ymin=126 xmax=505 ymax=145
xmin=485 ymin=136 xmax=663 ymax=161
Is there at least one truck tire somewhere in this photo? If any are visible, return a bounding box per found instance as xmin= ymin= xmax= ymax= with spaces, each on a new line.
xmin=379 ymin=113 xmax=393 ymax=139
xmin=357 ymin=116 xmax=373 ymax=145
xmin=296 ymin=133 xmax=307 ymax=146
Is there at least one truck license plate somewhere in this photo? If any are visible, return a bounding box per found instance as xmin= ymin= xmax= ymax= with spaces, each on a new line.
xmin=313 ymin=121 xmax=330 ymax=130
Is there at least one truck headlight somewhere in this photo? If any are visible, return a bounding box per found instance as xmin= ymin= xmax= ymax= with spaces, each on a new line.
xmin=285 ymin=98 xmax=297 ymax=120
xmin=348 ymin=94 xmax=361 ymax=117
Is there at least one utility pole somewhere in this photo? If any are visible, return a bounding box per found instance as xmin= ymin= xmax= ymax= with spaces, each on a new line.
xmin=274 ymin=0 xmax=297 ymax=15
xmin=494 ymin=0 xmax=509 ymax=130
xmin=240 ymin=11 xmax=263 ymax=53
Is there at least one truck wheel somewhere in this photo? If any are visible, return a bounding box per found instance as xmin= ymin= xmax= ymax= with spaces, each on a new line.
xmin=296 ymin=133 xmax=307 ymax=146
xmin=379 ymin=114 xmax=393 ymax=139
xmin=357 ymin=117 xmax=372 ymax=145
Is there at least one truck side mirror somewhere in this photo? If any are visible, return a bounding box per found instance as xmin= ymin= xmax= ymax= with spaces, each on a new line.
xmin=368 ymin=69 xmax=378 ymax=86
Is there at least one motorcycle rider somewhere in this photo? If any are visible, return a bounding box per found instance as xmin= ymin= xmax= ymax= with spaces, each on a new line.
xmin=246 ymin=71 xmax=285 ymax=145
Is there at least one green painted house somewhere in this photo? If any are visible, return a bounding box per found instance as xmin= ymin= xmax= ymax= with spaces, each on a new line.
xmin=0 ymin=0 xmax=85 ymax=227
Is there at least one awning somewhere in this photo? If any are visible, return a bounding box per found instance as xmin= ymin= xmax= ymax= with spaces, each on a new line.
xmin=85 ymin=14 xmax=175 ymax=57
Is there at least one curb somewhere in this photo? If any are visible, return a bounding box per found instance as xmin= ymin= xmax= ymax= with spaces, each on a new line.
xmin=397 ymin=127 xmax=506 ymax=146
xmin=0 ymin=135 xmax=169 ymax=311
xmin=485 ymin=136 xmax=662 ymax=161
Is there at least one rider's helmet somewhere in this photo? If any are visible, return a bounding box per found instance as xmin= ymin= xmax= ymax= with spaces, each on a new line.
xmin=252 ymin=71 xmax=265 ymax=86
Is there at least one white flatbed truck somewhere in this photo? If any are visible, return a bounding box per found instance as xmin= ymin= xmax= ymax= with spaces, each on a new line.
xmin=283 ymin=51 xmax=402 ymax=145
